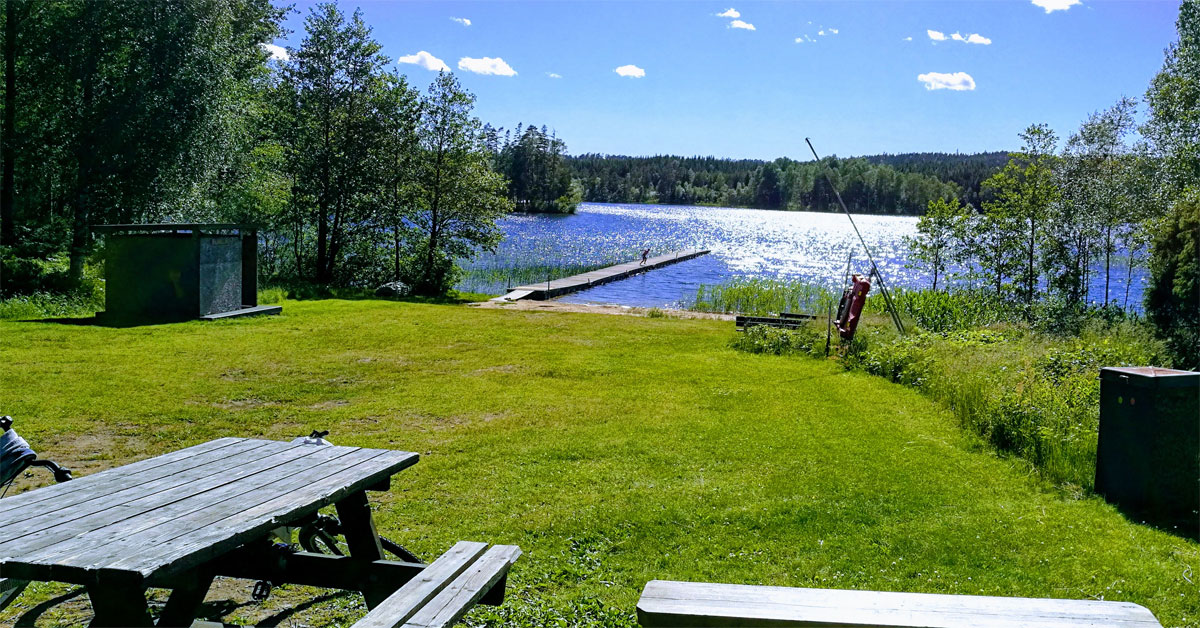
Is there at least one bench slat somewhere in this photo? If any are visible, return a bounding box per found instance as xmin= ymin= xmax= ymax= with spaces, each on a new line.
xmin=403 ymin=544 xmax=522 ymax=628
xmin=637 ymin=581 xmax=1163 ymax=628
xmin=352 ymin=541 xmax=489 ymax=628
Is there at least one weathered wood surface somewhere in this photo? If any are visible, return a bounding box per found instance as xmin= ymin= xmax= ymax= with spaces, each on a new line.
xmin=496 ymin=249 xmax=710 ymax=301
xmin=636 ymin=580 xmax=1164 ymax=628
xmin=0 ymin=438 xmax=417 ymax=586
xmin=353 ymin=542 xmax=522 ymax=628
xmin=199 ymin=304 xmax=282 ymax=320
xmin=352 ymin=541 xmax=488 ymax=628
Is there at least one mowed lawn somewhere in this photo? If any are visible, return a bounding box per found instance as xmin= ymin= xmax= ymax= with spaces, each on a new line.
xmin=1 ymin=299 xmax=1197 ymax=627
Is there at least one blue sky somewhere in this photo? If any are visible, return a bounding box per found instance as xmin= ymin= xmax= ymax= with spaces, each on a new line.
xmin=271 ymin=1 xmax=1181 ymax=160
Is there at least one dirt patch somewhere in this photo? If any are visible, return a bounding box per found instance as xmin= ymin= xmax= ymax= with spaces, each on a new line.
xmin=469 ymin=299 xmax=735 ymax=320
xmin=212 ymin=398 xmax=277 ymax=411
xmin=472 ymin=364 xmax=525 ymax=375
xmin=1 ymin=430 xmax=133 ymax=496
xmin=309 ymin=399 xmax=350 ymax=410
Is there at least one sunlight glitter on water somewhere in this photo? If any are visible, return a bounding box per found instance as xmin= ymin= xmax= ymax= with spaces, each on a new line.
xmin=459 ymin=202 xmax=1147 ymax=309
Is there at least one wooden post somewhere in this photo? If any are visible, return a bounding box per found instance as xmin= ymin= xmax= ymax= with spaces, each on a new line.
xmin=157 ymin=568 xmax=215 ymax=628
xmin=88 ymin=575 xmax=153 ymax=627
xmin=335 ymin=491 xmax=390 ymax=609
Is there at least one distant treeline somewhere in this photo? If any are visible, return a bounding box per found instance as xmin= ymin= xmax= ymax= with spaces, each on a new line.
xmin=862 ymin=152 xmax=1010 ymax=208
xmin=566 ymin=153 xmax=998 ymax=215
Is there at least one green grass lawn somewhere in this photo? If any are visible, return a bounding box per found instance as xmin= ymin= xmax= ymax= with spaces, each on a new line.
xmin=1 ymin=299 xmax=1197 ymax=627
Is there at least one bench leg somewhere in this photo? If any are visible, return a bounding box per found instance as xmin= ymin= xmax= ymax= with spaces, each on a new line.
xmin=335 ymin=490 xmax=391 ymax=609
xmin=88 ymin=577 xmax=153 ymax=627
xmin=0 ymin=578 xmax=28 ymax=612
xmin=156 ymin=568 xmax=215 ymax=627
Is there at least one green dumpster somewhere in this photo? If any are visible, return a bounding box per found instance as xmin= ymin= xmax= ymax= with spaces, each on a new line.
xmin=1096 ymin=366 xmax=1199 ymax=538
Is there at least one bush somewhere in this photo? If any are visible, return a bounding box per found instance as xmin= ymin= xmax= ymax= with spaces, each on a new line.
xmin=1145 ymin=190 xmax=1200 ymax=369
xmin=730 ymin=323 xmax=827 ymax=356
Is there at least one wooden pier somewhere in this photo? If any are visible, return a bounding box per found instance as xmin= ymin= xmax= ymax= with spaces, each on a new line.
xmin=493 ymin=249 xmax=710 ymax=301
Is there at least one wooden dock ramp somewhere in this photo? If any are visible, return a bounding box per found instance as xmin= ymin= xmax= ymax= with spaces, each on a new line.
xmin=492 ymin=249 xmax=710 ymax=302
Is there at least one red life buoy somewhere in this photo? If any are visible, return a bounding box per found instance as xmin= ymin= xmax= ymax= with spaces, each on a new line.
xmin=835 ymin=274 xmax=871 ymax=340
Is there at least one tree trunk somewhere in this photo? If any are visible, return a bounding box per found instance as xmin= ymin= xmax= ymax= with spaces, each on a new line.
xmin=1104 ymin=225 xmax=1112 ymax=305
xmin=69 ymin=7 xmax=100 ymax=283
xmin=1 ymin=0 xmax=17 ymax=250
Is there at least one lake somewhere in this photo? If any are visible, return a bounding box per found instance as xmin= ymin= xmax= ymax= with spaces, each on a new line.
xmin=459 ymin=202 xmax=1148 ymax=310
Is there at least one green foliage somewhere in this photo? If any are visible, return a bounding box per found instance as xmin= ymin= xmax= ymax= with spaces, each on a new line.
xmin=730 ymin=323 xmax=826 ymax=356
xmin=981 ymin=124 xmax=1059 ymax=306
xmin=1143 ymin=0 xmax=1200 ymax=196
xmin=1145 ymin=190 xmax=1200 ymax=369
xmin=693 ymin=278 xmax=833 ymax=316
xmin=498 ymin=125 xmax=579 ymax=214
xmin=903 ymin=197 xmax=970 ymax=291
xmin=569 ymin=154 xmax=962 ymax=215
xmin=0 ymin=291 xmax=102 ymax=320
xmin=406 ymin=73 xmax=513 ymax=296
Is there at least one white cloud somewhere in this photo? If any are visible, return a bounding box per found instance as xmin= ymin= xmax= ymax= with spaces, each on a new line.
xmin=951 ymin=32 xmax=966 ymax=42
xmin=917 ymin=71 xmax=976 ymax=91
xmin=547 ymin=72 xmax=562 ymax=79
xmin=260 ymin=43 xmax=288 ymax=61
xmin=927 ymin=29 xmax=947 ymax=41
xmin=457 ymin=56 xmax=517 ymax=76
xmin=818 ymin=29 xmax=826 ymax=36
xmin=794 ymin=34 xmax=815 ymax=43
xmin=614 ymin=64 xmax=645 ymax=78
xmin=397 ymin=50 xmax=450 ymax=72
xmin=795 ymin=37 xmax=805 ymax=43
xmin=450 ymin=16 xmax=471 ymax=26
xmin=729 ymin=19 xmax=755 ymax=30
xmin=966 ymin=33 xmax=991 ymax=45
xmin=829 ymin=28 xmax=839 ymax=34
xmin=1032 ymin=0 xmax=1081 ymax=12
xmin=716 ymin=8 xmax=740 ymax=18
xmin=903 ymin=36 xmax=913 ymax=41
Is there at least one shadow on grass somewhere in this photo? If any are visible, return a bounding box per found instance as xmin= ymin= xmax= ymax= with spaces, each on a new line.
xmin=12 ymin=586 xmax=87 ymax=627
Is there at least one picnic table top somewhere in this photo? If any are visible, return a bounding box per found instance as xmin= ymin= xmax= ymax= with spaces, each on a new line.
xmin=0 ymin=437 xmax=418 ymax=586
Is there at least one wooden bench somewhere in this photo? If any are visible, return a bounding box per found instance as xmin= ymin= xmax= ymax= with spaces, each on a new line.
xmin=636 ymin=580 xmax=1164 ymax=627
xmin=735 ymin=313 xmax=817 ymax=332
xmin=352 ymin=541 xmax=521 ymax=628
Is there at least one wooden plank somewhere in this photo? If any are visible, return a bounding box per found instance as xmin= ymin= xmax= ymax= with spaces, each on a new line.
xmin=10 ymin=445 xmax=369 ymax=573
xmin=507 ymin=249 xmax=710 ymax=301
xmin=0 ymin=440 xmax=323 ymax=561
xmin=636 ymin=581 xmax=1163 ymax=628
xmin=0 ymin=438 xmax=245 ymax=515
xmin=351 ymin=541 xmax=488 ymax=628
xmin=106 ymin=449 xmax=416 ymax=580
xmin=0 ymin=439 xmax=281 ymax=541
xmin=402 ymin=545 xmax=522 ymax=628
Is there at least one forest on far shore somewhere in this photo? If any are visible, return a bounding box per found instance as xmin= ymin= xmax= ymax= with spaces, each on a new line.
xmin=565 ymin=151 xmax=1009 ymax=215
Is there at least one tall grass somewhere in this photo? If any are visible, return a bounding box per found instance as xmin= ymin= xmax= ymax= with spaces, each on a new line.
xmin=692 ymin=277 xmax=834 ymax=316
xmin=456 ymin=246 xmax=646 ymax=296
xmin=711 ymin=276 xmax=1173 ymax=489
xmin=0 ymin=291 xmax=104 ymax=320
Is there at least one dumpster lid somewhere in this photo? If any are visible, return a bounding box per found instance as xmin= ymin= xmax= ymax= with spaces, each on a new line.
xmin=1101 ymin=366 xmax=1200 ymax=388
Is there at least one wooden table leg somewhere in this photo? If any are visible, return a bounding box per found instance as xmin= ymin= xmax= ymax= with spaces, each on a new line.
xmin=334 ymin=490 xmax=391 ymax=608
xmin=88 ymin=576 xmax=153 ymax=627
xmin=156 ymin=568 xmax=216 ymax=628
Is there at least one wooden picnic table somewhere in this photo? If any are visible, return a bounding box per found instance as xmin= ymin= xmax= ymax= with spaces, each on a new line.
xmin=0 ymin=436 xmax=512 ymax=627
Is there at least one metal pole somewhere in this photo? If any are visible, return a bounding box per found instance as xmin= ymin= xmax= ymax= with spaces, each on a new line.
xmin=805 ymin=138 xmax=906 ymax=335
